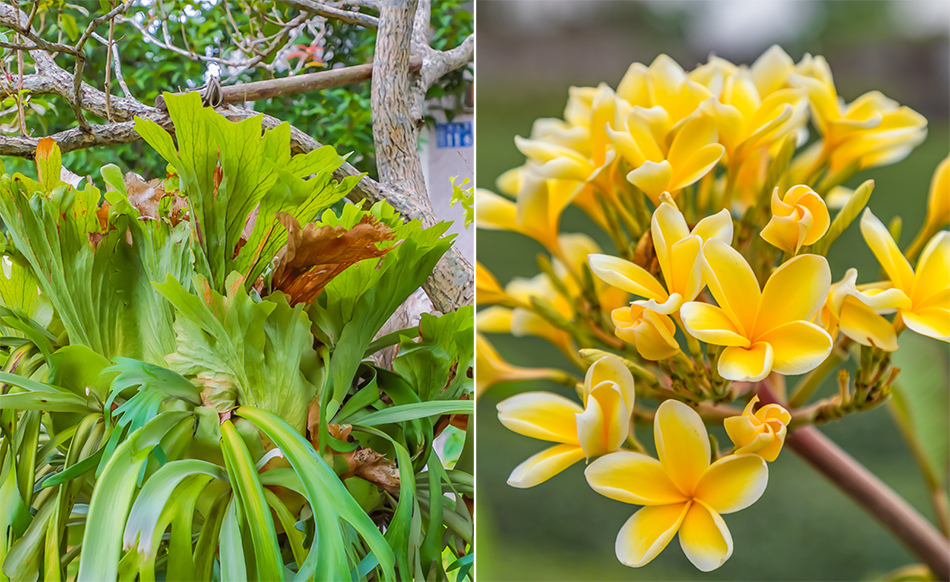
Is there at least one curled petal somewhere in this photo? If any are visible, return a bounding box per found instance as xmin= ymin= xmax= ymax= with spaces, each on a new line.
xmin=585 ymin=356 xmax=636 ymax=418
xmin=507 ymin=445 xmax=587 ymax=488
xmin=628 ymin=161 xmax=673 ymax=205
xmin=718 ymin=342 xmax=774 ymax=382
xmin=576 ymin=383 xmax=627 ymax=458
xmin=614 ymin=306 xmax=681 ymax=361
xmin=496 ymin=392 xmax=582 ymax=444
xmin=585 ymin=451 xmax=688 ymax=506
xmin=691 ymin=209 xmax=734 ymax=245
xmin=615 ymin=502 xmax=691 ymax=568
xmin=678 ymin=501 xmax=734 ymax=572
xmin=654 ymin=400 xmax=710 ymax=496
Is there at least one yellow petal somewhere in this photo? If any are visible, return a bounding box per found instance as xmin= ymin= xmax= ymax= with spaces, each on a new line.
xmin=690 ymin=209 xmax=734 ymax=245
xmin=679 ymin=302 xmax=751 ymax=347
xmin=496 ymin=392 xmax=582 ymax=444
xmin=628 ymin=161 xmax=673 ymax=205
xmin=475 ymin=189 xmax=519 ymax=232
xmin=654 ymin=400 xmax=710 ymax=496
xmin=667 ymin=236 xmax=703 ymax=301
xmin=514 ymin=136 xmax=591 ymax=181
xmin=585 ymin=355 xmax=636 ymax=418
xmin=507 ymin=445 xmax=587 ymax=488
xmin=620 ymin=307 xmax=682 ymax=361
xmin=652 ymin=197 xmax=691 ymax=288
xmin=576 ymin=383 xmax=627 ymax=457
xmin=667 ymin=116 xmax=717 ymax=171
xmin=693 ymin=454 xmax=769 ymax=514
xmin=757 ymin=320 xmax=833 ymax=375
xmin=669 ymin=143 xmax=725 ymax=192
xmin=475 ymin=306 xmax=513 ymax=333
xmin=476 ymin=263 xmax=508 ymax=305
xmin=585 ymin=451 xmax=688 ymax=505
xmin=701 ymin=239 xmax=760 ymax=335
xmin=912 ymin=231 xmax=950 ymax=307
xmin=902 ymin=308 xmax=950 ymax=342
xmin=793 ymin=187 xmax=830 ymax=245
xmin=588 ymin=254 xmax=668 ymax=302
xmin=760 ymin=212 xmax=806 ymax=254
xmin=860 ymin=209 xmax=915 ymax=292
xmin=615 ymin=502 xmax=691 ymax=568
xmin=754 ymin=254 xmax=831 ymax=337
xmin=678 ymin=501 xmax=734 ymax=572
xmin=925 ymin=156 xmax=950 ymax=230
xmin=839 ymin=297 xmax=899 ymax=351
xmin=724 ymin=415 xmax=758 ymax=449
xmin=718 ymin=342 xmax=774 ymax=382
xmin=750 ymin=45 xmax=795 ymax=97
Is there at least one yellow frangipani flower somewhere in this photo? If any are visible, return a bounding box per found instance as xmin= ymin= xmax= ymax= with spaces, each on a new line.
xmin=612 ymin=304 xmax=680 ymax=361
xmin=475 ymin=172 xmax=580 ymax=251
xmin=476 ymin=262 xmax=510 ymax=306
xmin=497 ymin=356 xmax=635 ymax=487
xmin=680 ymin=239 xmax=833 ymax=382
xmin=504 ymin=273 xmax=576 ymax=356
xmin=723 ymin=395 xmax=791 ymax=462
xmin=760 ymin=185 xmax=830 ymax=255
xmin=790 ymin=58 xmax=927 ymax=172
xmin=860 ymin=210 xmax=950 ymax=342
xmin=590 ymin=194 xmax=733 ymax=315
xmin=617 ymin=54 xmax=712 ymax=123
xmin=608 ymin=111 xmax=725 ymax=205
xmin=816 ymin=268 xmax=910 ymax=352
xmin=923 ymin=155 xmax=950 ymax=234
xmin=585 ymin=400 xmax=768 ymax=571
xmin=475 ymin=333 xmax=570 ymax=397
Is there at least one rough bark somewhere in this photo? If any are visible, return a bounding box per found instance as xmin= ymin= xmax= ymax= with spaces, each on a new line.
xmin=370 ymin=0 xmax=474 ymax=312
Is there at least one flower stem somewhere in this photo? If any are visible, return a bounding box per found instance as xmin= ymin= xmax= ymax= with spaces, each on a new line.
xmin=761 ymin=384 xmax=950 ymax=579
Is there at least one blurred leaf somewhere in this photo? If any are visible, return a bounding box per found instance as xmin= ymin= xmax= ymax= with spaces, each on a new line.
xmin=889 ymin=333 xmax=950 ymax=489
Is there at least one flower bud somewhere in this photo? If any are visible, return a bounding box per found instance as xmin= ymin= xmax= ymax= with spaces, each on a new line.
xmin=611 ymin=304 xmax=680 ymax=361
xmin=724 ymin=395 xmax=791 ymax=461
xmin=760 ymin=185 xmax=830 ymax=254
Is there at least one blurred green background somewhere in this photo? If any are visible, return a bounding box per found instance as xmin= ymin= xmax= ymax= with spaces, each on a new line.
xmin=475 ymin=1 xmax=950 ymax=580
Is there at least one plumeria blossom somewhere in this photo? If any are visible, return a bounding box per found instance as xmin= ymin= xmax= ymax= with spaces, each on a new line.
xmin=724 ymin=395 xmax=791 ymax=461
xmin=616 ymin=54 xmax=712 ymax=123
xmin=923 ymin=155 xmax=950 ymax=234
xmin=789 ymin=56 xmax=927 ymax=172
xmin=475 ymin=333 xmax=571 ymax=397
xmin=760 ymin=185 xmax=830 ymax=255
xmin=585 ymin=400 xmax=769 ymax=571
xmin=590 ymin=193 xmax=733 ymax=316
xmin=680 ymin=239 xmax=833 ymax=382
xmin=476 ymin=262 xmax=512 ymax=306
xmin=608 ymin=112 xmax=725 ymax=205
xmin=816 ymin=268 xmax=909 ymax=351
xmin=497 ymin=356 xmax=635 ymax=487
xmin=860 ymin=210 xmax=950 ymax=342
xmin=613 ymin=304 xmax=681 ymax=361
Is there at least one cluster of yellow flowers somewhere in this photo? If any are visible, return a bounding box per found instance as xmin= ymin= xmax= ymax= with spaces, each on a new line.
xmin=476 ymin=46 xmax=948 ymax=571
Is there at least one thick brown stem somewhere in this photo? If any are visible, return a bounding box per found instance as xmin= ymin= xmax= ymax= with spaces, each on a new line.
xmin=758 ymin=384 xmax=950 ymax=578
xmin=787 ymin=427 xmax=950 ymax=579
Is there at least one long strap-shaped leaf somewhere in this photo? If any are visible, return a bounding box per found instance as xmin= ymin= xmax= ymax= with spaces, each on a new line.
xmin=220 ymin=420 xmax=285 ymax=582
xmin=236 ymin=406 xmax=396 ymax=582
xmin=123 ymin=460 xmax=228 ymax=556
xmin=356 ymin=400 xmax=473 ymax=427
xmin=76 ymin=412 xmax=194 ymax=582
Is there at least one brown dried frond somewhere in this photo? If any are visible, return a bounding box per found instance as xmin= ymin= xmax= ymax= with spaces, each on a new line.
xmin=272 ymin=212 xmax=395 ymax=305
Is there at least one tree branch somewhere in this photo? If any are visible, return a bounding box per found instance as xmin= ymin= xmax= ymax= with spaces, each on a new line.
xmin=277 ymin=0 xmax=379 ymax=29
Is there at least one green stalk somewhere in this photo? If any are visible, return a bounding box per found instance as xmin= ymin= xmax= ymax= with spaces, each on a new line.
xmin=789 ymin=346 xmax=848 ymax=408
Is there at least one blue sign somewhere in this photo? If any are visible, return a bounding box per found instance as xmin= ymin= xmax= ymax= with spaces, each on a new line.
xmin=435 ymin=121 xmax=473 ymax=149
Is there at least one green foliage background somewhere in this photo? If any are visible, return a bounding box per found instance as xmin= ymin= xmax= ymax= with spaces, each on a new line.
xmin=475 ymin=1 xmax=950 ymax=580
xmin=0 ymin=0 xmax=472 ymax=181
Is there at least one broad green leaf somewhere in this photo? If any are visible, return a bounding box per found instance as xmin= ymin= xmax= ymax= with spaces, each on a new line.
xmin=2 ymin=497 xmax=55 ymax=581
xmin=236 ymin=406 xmax=395 ymax=582
xmin=392 ymin=306 xmax=474 ymax=401
xmin=218 ymin=497 xmax=247 ymax=582
xmin=889 ymin=333 xmax=950 ymax=490
xmin=105 ymin=357 xmax=201 ymax=406
xmin=220 ymin=420 xmax=284 ymax=581
xmin=0 ymin=391 xmax=95 ymax=413
xmin=355 ymin=400 xmax=473 ymax=427
xmin=77 ymin=411 xmax=193 ymax=582
xmin=35 ymin=137 xmax=62 ymax=191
